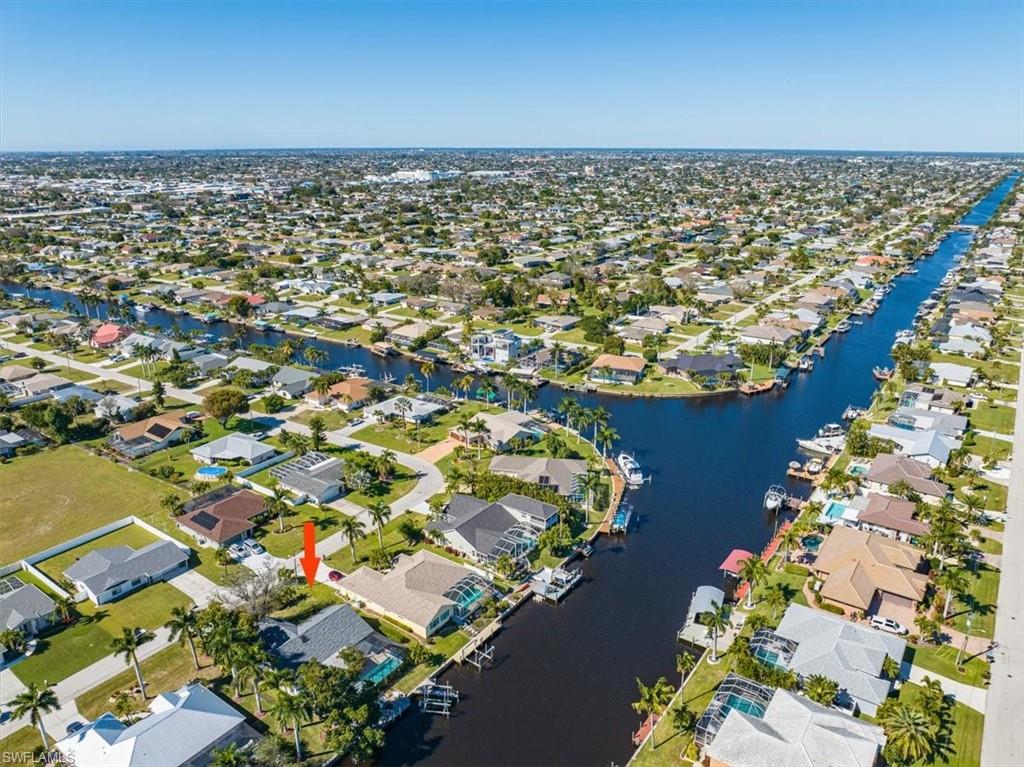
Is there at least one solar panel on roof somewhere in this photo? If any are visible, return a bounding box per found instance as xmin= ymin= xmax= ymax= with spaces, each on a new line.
xmin=191 ymin=510 xmax=221 ymax=531
xmin=0 ymin=576 xmax=25 ymax=596
xmin=148 ymin=423 xmax=173 ymax=439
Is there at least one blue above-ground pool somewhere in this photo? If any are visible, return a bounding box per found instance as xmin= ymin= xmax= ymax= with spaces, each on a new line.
xmin=196 ymin=465 xmax=228 ymax=479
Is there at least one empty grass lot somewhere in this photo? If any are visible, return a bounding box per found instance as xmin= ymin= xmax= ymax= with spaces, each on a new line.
xmin=0 ymin=446 xmax=180 ymax=564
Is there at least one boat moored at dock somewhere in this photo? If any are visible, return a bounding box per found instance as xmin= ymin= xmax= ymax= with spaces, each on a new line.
xmin=616 ymin=452 xmax=645 ymax=486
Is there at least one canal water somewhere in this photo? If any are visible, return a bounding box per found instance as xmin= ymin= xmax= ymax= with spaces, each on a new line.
xmin=3 ymin=173 xmax=1018 ymax=766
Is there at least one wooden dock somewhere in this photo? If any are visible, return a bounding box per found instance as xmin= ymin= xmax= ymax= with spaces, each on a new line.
xmin=599 ymin=457 xmax=626 ymax=535
xmin=453 ymin=619 xmax=502 ymax=665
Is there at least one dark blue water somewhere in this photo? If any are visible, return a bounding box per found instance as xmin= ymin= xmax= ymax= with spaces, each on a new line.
xmin=3 ymin=173 xmax=1018 ymax=767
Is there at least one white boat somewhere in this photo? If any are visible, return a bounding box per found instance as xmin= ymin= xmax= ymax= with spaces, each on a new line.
xmin=835 ymin=319 xmax=852 ymax=333
xmin=796 ymin=435 xmax=846 ymax=455
xmin=818 ymin=423 xmax=845 ymax=439
xmin=616 ymin=452 xmax=644 ymax=485
xmin=764 ymin=485 xmax=787 ymax=512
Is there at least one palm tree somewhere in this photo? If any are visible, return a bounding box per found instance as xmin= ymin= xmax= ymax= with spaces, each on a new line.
xmin=776 ymin=525 xmax=801 ymax=570
xmin=6 ymin=682 xmax=60 ymax=749
xmin=671 ymin=706 xmax=697 ymax=748
xmin=165 ymin=606 xmax=201 ymax=670
xmin=632 ymin=677 xmax=675 ymax=746
xmin=368 ymin=502 xmax=393 ymax=547
xmin=761 ymin=582 xmax=788 ymax=621
xmin=268 ymin=689 xmax=310 ymax=762
xmin=111 ymin=627 xmax=156 ymax=697
xmin=160 ymin=492 xmax=184 ymax=518
xmin=455 ymin=412 xmax=476 ymax=447
xmin=580 ymin=470 xmax=603 ymax=522
xmin=457 ymin=374 xmax=475 ymax=400
xmin=738 ymin=556 xmax=770 ymax=609
xmin=469 ymin=418 xmax=490 ymax=458
xmin=374 ymin=449 xmax=397 ymax=481
xmin=556 ymin=397 xmax=579 ymax=431
xmin=575 ymin=407 xmax=594 ymax=444
xmin=596 ymin=425 xmax=619 ymax=458
xmin=550 ymin=341 xmax=565 ymax=373
xmin=803 ymin=674 xmax=839 ymax=706
xmin=676 ymin=652 xmax=696 ymax=690
xmin=936 ymin=567 xmax=971 ymax=620
xmin=590 ymin=405 xmax=610 ymax=442
xmin=704 ymin=601 xmax=729 ymax=662
xmin=210 ymin=742 xmax=247 ymax=767
xmin=339 ymin=515 xmax=366 ymax=565
xmin=303 ymin=346 xmax=327 ymax=370
xmin=419 ymin=360 xmax=436 ymax=392
xmin=267 ymin=482 xmax=291 ymax=533
xmin=236 ymin=645 xmax=269 ymax=714
xmin=478 ymin=377 xmax=498 ymax=405
xmin=880 ymin=704 xmax=936 ymax=765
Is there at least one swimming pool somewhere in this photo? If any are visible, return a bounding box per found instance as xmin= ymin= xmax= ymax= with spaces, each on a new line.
xmin=801 ymin=534 xmax=823 ymax=552
xmin=361 ymin=653 xmax=403 ymax=685
xmin=724 ymin=693 xmax=766 ymax=718
xmin=753 ymin=648 xmax=785 ymax=670
xmin=823 ymin=500 xmax=848 ymax=520
xmin=848 ymin=464 xmax=868 ymax=476
xmin=196 ymin=465 xmax=228 ymax=479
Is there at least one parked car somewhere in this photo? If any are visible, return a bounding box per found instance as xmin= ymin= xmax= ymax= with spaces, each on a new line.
xmin=228 ymin=543 xmax=247 ymax=560
xmin=870 ymin=616 xmax=908 ymax=635
xmin=347 ymin=417 xmax=364 ymax=427
xmin=243 ymin=539 xmax=266 ymax=556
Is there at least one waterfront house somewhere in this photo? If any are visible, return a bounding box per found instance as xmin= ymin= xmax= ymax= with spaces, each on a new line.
xmin=387 ymin=321 xmax=433 ymax=348
xmin=335 ymin=550 xmax=491 ymax=639
xmin=259 ymin=603 xmax=402 ymax=684
xmin=0 ymin=576 xmax=57 ymax=641
xmin=928 ymin=362 xmax=976 ymax=388
xmin=56 ymin=683 xmax=258 ymax=767
xmin=190 ymin=433 xmax=276 ymax=466
xmin=488 ymin=456 xmax=589 ymax=500
xmin=847 ymin=494 xmax=930 ymax=542
xmin=588 ymin=354 xmax=646 ymax=384
xmin=867 ymin=424 xmax=960 ymax=468
xmin=702 ymin=684 xmax=886 ymax=767
xmin=738 ymin=325 xmax=799 ymax=346
xmin=64 ymin=539 xmax=190 ymax=605
xmin=862 ymin=454 xmax=950 ymax=504
xmin=470 ymin=329 xmax=522 ymax=364
xmin=428 ymin=493 xmax=551 ymax=564
xmin=268 ymin=451 xmax=345 ymax=505
xmin=176 ymin=488 xmax=267 ymax=548
xmin=370 ymin=395 xmax=447 ymax=424
xmin=108 ymin=410 xmax=193 ymax=459
xmin=899 ymin=384 xmax=966 ymax=414
xmin=758 ymin=602 xmax=905 ymax=715
xmin=449 ymin=410 xmax=543 ymax=452
xmin=811 ymin=526 xmax=928 ymax=618
xmin=656 ymin=353 xmax=743 ymax=385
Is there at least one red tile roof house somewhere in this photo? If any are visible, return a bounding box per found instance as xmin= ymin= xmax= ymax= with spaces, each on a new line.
xmin=90 ymin=322 xmax=131 ymax=349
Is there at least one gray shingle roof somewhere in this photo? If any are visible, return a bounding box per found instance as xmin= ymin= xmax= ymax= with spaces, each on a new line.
xmin=64 ymin=540 xmax=189 ymax=596
xmin=259 ymin=603 xmax=397 ymax=669
xmin=0 ymin=579 xmax=56 ymax=631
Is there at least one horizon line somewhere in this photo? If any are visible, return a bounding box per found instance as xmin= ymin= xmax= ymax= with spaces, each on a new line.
xmin=2 ymin=144 xmax=1024 ymax=157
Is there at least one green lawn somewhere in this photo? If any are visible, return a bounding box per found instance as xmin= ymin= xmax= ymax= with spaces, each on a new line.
xmin=0 ymin=726 xmax=44 ymax=759
xmin=950 ymin=565 xmax=999 ymax=639
xmin=905 ymin=644 xmax=989 ymax=688
xmin=326 ymin=511 xmax=431 ymax=573
xmin=968 ymin=402 xmax=1015 ymax=434
xmin=964 ymin=434 xmax=1012 ymax=462
xmin=12 ymin=582 xmax=193 ymax=687
xmin=352 ymin=401 xmax=497 ymax=453
xmin=291 ymin=408 xmax=350 ymax=430
xmin=898 ymin=682 xmax=982 ymax=767
xmin=254 ymin=503 xmax=344 ymax=558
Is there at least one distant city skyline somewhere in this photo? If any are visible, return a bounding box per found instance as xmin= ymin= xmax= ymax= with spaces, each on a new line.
xmin=2 ymin=0 xmax=1022 ymax=153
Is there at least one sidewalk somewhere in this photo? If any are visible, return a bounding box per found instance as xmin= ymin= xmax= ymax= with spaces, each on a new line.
xmin=981 ymin=328 xmax=1024 ymax=767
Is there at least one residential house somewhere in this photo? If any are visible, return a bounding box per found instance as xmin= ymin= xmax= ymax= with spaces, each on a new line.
xmin=176 ymin=488 xmax=267 ymax=548
xmin=336 ymin=550 xmax=491 ymax=639
xmin=64 ymin=539 xmax=190 ymax=605
xmin=739 ymin=325 xmax=800 ymax=346
xmin=259 ymin=603 xmax=402 ymax=684
xmin=847 ymin=494 xmax=930 ymax=542
xmin=0 ymin=576 xmax=57 ymax=640
xmin=470 ymin=329 xmax=521 ymax=364
xmin=304 ymin=376 xmax=373 ymax=410
xmin=929 ymin=362 xmax=976 ymax=388
xmin=449 ymin=410 xmax=543 ymax=452
xmin=370 ymin=395 xmax=447 ymax=424
xmin=488 ymin=456 xmax=589 ymax=501
xmin=268 ymin=451 xmax=345 ymax=505
xmin=108 ymin=410 xmax=194 ymax=459
xmin=811 ymin=526 xmax=929 ymax=618
xmin=428 ymin=493 xmax=557 ymax=564
xmin=56 ymin=683 xmax=259 ymax=767
xmin=271 ymin=366 xmax=315 ymax=398
xmin=656 ymin=353 xmax=743 ymax=385
xmin=588 ymin=354 xmax=646 ymax=384
xmin=90 ymin=322 xmax=131 ymax=349
xmin=866 ymin=424 xmax=960 ymax=468
xmin=190 ymin=433 xmax=276 ymax=466
xmin=863 ymin=454 xmax=950 ymax=504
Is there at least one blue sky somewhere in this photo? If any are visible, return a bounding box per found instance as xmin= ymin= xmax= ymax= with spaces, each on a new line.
xmin=1 ymin=1 xmax=1021 ymax=152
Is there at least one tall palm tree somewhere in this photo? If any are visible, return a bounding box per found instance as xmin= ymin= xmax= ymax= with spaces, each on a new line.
xmin=368 ymin=502 xmax=393 ymax=548
xmin=776 ymin=525 xmax=801 ymax=570
xmin=303 ymin=346 xmax=327 ymax=370
xmin=556 ymin=397 xmax=579 ymax=431
xmin=457 ymin=374 xmax=475 ymax=401
xmin=469 ymin=418 xmax=489 ymax=458
xmin=936 ymin=567 xmax=971 ymax=620
xmin=596 ymin=425 xmax=619 ymax=458
xmin=676 ymin=652 xmax=696 ymax=690
xmin=111 ymin=627 xmax=156 ymax=697
xmin=590 ymin=405 xmax=610 ymax=442
xmin=374 ymin=449 xmax=397 ymax=481
xmin=580 ymin=470 xmax=603 ymax=522
xmin=267 ymin=483 xmax=291 ymax=533
xmin=738 ymin=556 xmax=770 ymax=609
xmin=455 ymin=412 xmax=476 ymax=447
xmin=268 ymin=689 xmax=310 ymax=762
xmin=6 ymin=682 xmax=60 ymax=749
xmin=880 ymin=704 xmax=936 ymax=765
xmin=419 ymin=360 xmax=436 ymax=392
xmin=575 ymin=407 xmax=594 ymax=444
xmin=236 ymin=645 xmax=269 ymax=714
xmin=339 ymin=515 xmax=366 ymax=565
xmin=165 ymin=606 xmax=201 ymax=670
xmin=704 ymin=601 xmax=729 ymax=662
xmin=550 ymin=341 xmax=565 ymax=373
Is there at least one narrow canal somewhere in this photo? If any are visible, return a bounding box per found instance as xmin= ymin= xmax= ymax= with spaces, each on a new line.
xmin=3 ymin=173 xmax=1018 ymax=767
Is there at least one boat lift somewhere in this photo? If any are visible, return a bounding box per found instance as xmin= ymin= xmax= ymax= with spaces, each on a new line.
xmin=464 ymin=643 xmax=495 ymax=671
xmin=419 ymin=682 xmax=460 ymax=717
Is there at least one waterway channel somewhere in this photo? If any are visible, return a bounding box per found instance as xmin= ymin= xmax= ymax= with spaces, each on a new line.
xmin=2 ymin=172 xmax=1018 ymax=766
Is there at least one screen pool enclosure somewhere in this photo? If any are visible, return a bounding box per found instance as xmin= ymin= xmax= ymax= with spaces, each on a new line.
xmin=749 ymin=629 xmax=798 ymax=671
xmin=443 ymin=573 xmax=492 ymax=619
xmin=695 ymin=673 xmax=775 ymax=748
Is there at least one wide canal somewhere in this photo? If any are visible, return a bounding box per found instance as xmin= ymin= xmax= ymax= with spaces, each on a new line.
xmin=3 ymin=172 xmax=1018 ymax=766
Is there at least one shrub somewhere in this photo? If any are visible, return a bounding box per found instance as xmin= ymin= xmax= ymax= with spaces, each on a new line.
xmin=819 ymin=602 xmax=846 ymax=615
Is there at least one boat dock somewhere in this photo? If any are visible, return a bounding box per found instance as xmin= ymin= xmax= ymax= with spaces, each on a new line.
xmin=531 ymin=566 xmax=583 ymax=603
xmin=598 ymin=456 xmax=627 ymax=534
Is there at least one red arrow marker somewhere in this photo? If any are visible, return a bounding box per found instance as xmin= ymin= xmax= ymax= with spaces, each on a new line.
xmin=299 ymin=521 xmax=320 ymax=587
